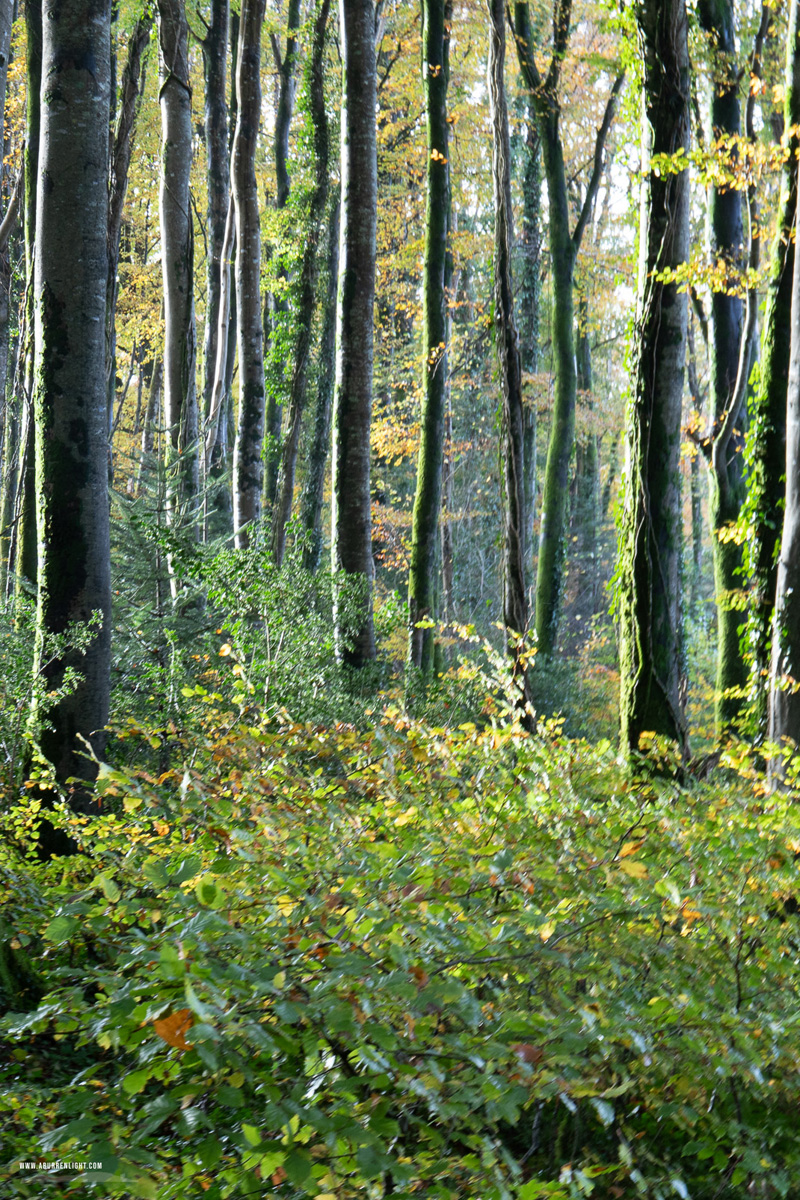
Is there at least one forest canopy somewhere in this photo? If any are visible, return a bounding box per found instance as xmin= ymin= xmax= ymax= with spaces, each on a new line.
xmin=2 ymin=0 xmax=800 ymax=1196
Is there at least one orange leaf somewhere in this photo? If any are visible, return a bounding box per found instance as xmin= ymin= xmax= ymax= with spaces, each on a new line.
xmin=619 ymin=839 xmax=645 ymax=858
xmin=153 ymin=1008 xmax=193 ymax=1051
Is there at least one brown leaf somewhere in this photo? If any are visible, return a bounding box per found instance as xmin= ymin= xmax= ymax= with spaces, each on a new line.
xmin=153 ymin=1008 xmax=193 ymax=1051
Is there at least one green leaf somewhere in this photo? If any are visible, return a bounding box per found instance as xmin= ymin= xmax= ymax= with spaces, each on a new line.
xmin=98 ymin=874 xmax=121 ymax=903
xmin=142 ymin=857 xmax=169 ymax=888
xmin=242 ymin=1123 xmax=262 ymax=1147
xmin=43 ymin=916 xmax=79 ymax=942
xmin=195 ymin=875 xmax=218 ymax=907
xmin=122 ymin=1070 xmax=151 ymax=1096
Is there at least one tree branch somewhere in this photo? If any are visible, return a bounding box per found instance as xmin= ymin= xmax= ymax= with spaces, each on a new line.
xmin=571 ymin=71 xmax=625 ymax=251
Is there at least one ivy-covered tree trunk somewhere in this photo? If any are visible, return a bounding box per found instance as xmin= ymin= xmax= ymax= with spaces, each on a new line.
xmin=300 ymin=188 xmax=339 ymax=573
xmin=488 ymin=0 xmax=528 ymax=677
xmin=697 ymin=0 xmax=747 ymax=734
xmin=272 ymin=0 xmax=331 ymax=568
xmin=200 ymin=0 xmax=230 ymax=515
xmin=769 ymin=193 xmax=800 ymax=773
xmin=747 ymin=0 xmax=800 ymax=738
xmin=157 ymin=0 xmax=198 ymax=539
xmin=33 ymin=0 xmax=112 ymax=786
xmin=231 ymin=0 xmax=266 ymax=549
xmin=618 ymin=0 xmax=690 ymax=756
xmin=407 ymin=0 xmax=450 ymax=672
xmin=514 ymin=0 xmax=623 ymax=657
xmin=264 ymin=0 xmax=301 ymax=512
xmin=332 ymin=0 xmax=377 ymax=666
xmin=574 ymin=290 xmax=599 ymax=619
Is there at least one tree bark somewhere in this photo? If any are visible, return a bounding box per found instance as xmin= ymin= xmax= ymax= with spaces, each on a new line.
xmin=300 ymin=187 xmax=339 ymax=573
xmin=33 ymin=0 xmax=112 ymax=787
xmin=769 ymin=164 xmax=800 ymax=771
xmin=272 ymin=0 xmax=332 ymax=567
xmin=200 ymin=0 xmax=229 ymax=505
xmin=489 ymin=0 xmax=529 ymax=697
xmin=514 ymin=0 xmax=623 ymax=657
xmin=407 ymin=0 xmax=450 ymax=672
xmin=264 ymin=0 xmax=302 ymax=512
xmin=618 ymin=0 xmax=690 ymax=756
xmin=157 ymin=0 xmax=198 ymax=541
xmin=231 ymin=0 xmax=266 ymax=549
xmin=518 ymin=100 xmax=541 ymax=571
xmin=332 ymin=0 xmax=377 ymax=667
xmin=106 ymin=13 xmax=153 ymax=456
xmin=747 ymin=0 xmax=800 ymax=739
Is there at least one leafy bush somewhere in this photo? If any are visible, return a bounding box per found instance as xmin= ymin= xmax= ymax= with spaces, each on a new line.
xmin=2 ymin=677 xmax=799 ymax=1199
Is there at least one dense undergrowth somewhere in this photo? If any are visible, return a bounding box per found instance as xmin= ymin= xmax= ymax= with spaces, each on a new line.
xmin=2 ymin=639 xmax=800 ymax=1198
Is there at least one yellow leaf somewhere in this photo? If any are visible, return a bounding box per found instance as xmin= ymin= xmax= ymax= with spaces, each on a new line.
xmin=619 ymin=860 xmax=648 ymax=879
xmin=219 ymin=643 xmax=232 ymax=657
xmin=539 ymin=920 xmax=555 ymax=941
xmin=619 ymin=839 xmax=645 ymax=858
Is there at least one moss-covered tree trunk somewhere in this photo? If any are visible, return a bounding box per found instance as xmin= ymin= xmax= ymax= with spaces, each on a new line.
xmin=332 ymin=0 xmax=377 ymax=667
xmin=272 ymin=0 xmax=331 ymax=568
xmin=231 ymin=0 xmax=266 ymax=549
xmin=574 ymin=289 xmax=599 ymax=620
xmin=489 ymin=0 xmax=528 ymax=681
xmin=33 ymin=0 xmax=112 ymax=786
xmin=408 ymin=0 xmax=450 ymax=672
xmin=747 ymin=0 xmax=800 ymax=738
xmin=514 ymin=0 xmax=623 ymax=657
xmin=618 ymin=0 xmax=690 ymax=756
xmin=517 ymin=100 xmax=541 ymax=570
xmin=157 ymin=0 xmax=198 ymax=540
xmin=300 ymin=188 xmax=339 ymax=574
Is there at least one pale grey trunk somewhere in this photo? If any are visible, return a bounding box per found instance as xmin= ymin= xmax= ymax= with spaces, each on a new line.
xmin=157 ymin=0 xmax=198 ymax=536
xmin=231 ymin=0 xmax=266 ymax=548
xmin=33 ymin=0 xmax=112 ymax=787
xmin=332 ymin=0 xmax=377 ymax=666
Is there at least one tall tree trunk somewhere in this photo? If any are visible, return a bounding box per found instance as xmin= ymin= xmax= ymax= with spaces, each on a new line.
xmin=264 ymin=0 xmax=301 ymax=512
xmin=518 ymin=100 xmax=541 ymax=571
xmin=488 ymin=0 xmax=528 ymax=695
xmin=332 ymin=0 xmax=377 ymax=667
xmin=231 ymin=0 xmax=266 ymax=549
xmin=697 ymin=0 xmax=753 ymax=735
xmin=200 ymin=0 xmax=229 ymax=507
xmin=686 ymin=318 xmax=705 ymax=616
xmin=747 ymin=0 xmax=800 ymax=739
xmin=407 ymin=0 xmax=450 ymax=672
xmin=769 ymin=174 xmax=800 ymax=772
xmin=514 ymin=0 xmax=623 ymax=657
xmin=157 ymin=0 xmax=198 ymax=542
xmin=575 ymin=289 xmax=598 ymax=620
xmin=33 ymin=0 xmax=112 ymax=788
xmin=14 ymin=0 xmax=42 ymax=595
xmin=272 ymin=0 xmax=332 ymax=567
xmin=300 ymin=187 xmax=339 ymax=573
xmin=618 ymin=0 xmax=690 ymax=756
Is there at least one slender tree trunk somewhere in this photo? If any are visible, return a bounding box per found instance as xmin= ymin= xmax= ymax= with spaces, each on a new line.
xmin=514 ymin=0 xmax=623 ymax=657
xmin=769 ymin=172 xmax=800 ymax=770
xmin=200 ymin=0 xmax=229 ymax=500
xmin=272 ymin=0 xmax=331 ymax=567
xmin=686 ymin=319 xmax=705 ymax=615
xmin=407 ymin=0 xmax=450 ymax=671
xmin=264 ymin=0 xmax=301 ymax=512
xmin=697 ymin=0 xmax=749 ymax=734
xmin=575 ymin=290 xmax=598 ymax=619
xmin=231 ymin=0 xmax=266 ymax=549
xmin=489 ymin=0 xmax=528 ymax=687
xmin=618 ymin=0 xmax=690 ymax=756
xmin=106 ymin=14 xmax=152 ymax=453
xmin=300 ymin=187 xmax=339 ymax=573
xmin=518 ymin=102 xmax=541 ymax=571
xmin=33 ymin=0 xmax=112 ymax=787
xmin=332 ymin=0 xmax=377 ymax=666
xmin=14 ymin=0 xmax=42 ymax=595
xmin=747 ymin=0 xmax=800 ymax=739
xmin=137 ymin=354 xmax=162 ymax=491
xmin=157 ymin=0 xmax=198 ymax=540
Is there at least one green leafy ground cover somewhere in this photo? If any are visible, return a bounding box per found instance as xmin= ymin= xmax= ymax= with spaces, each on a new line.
xmin=1 ymin=676 xmax=799 ymax=1199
